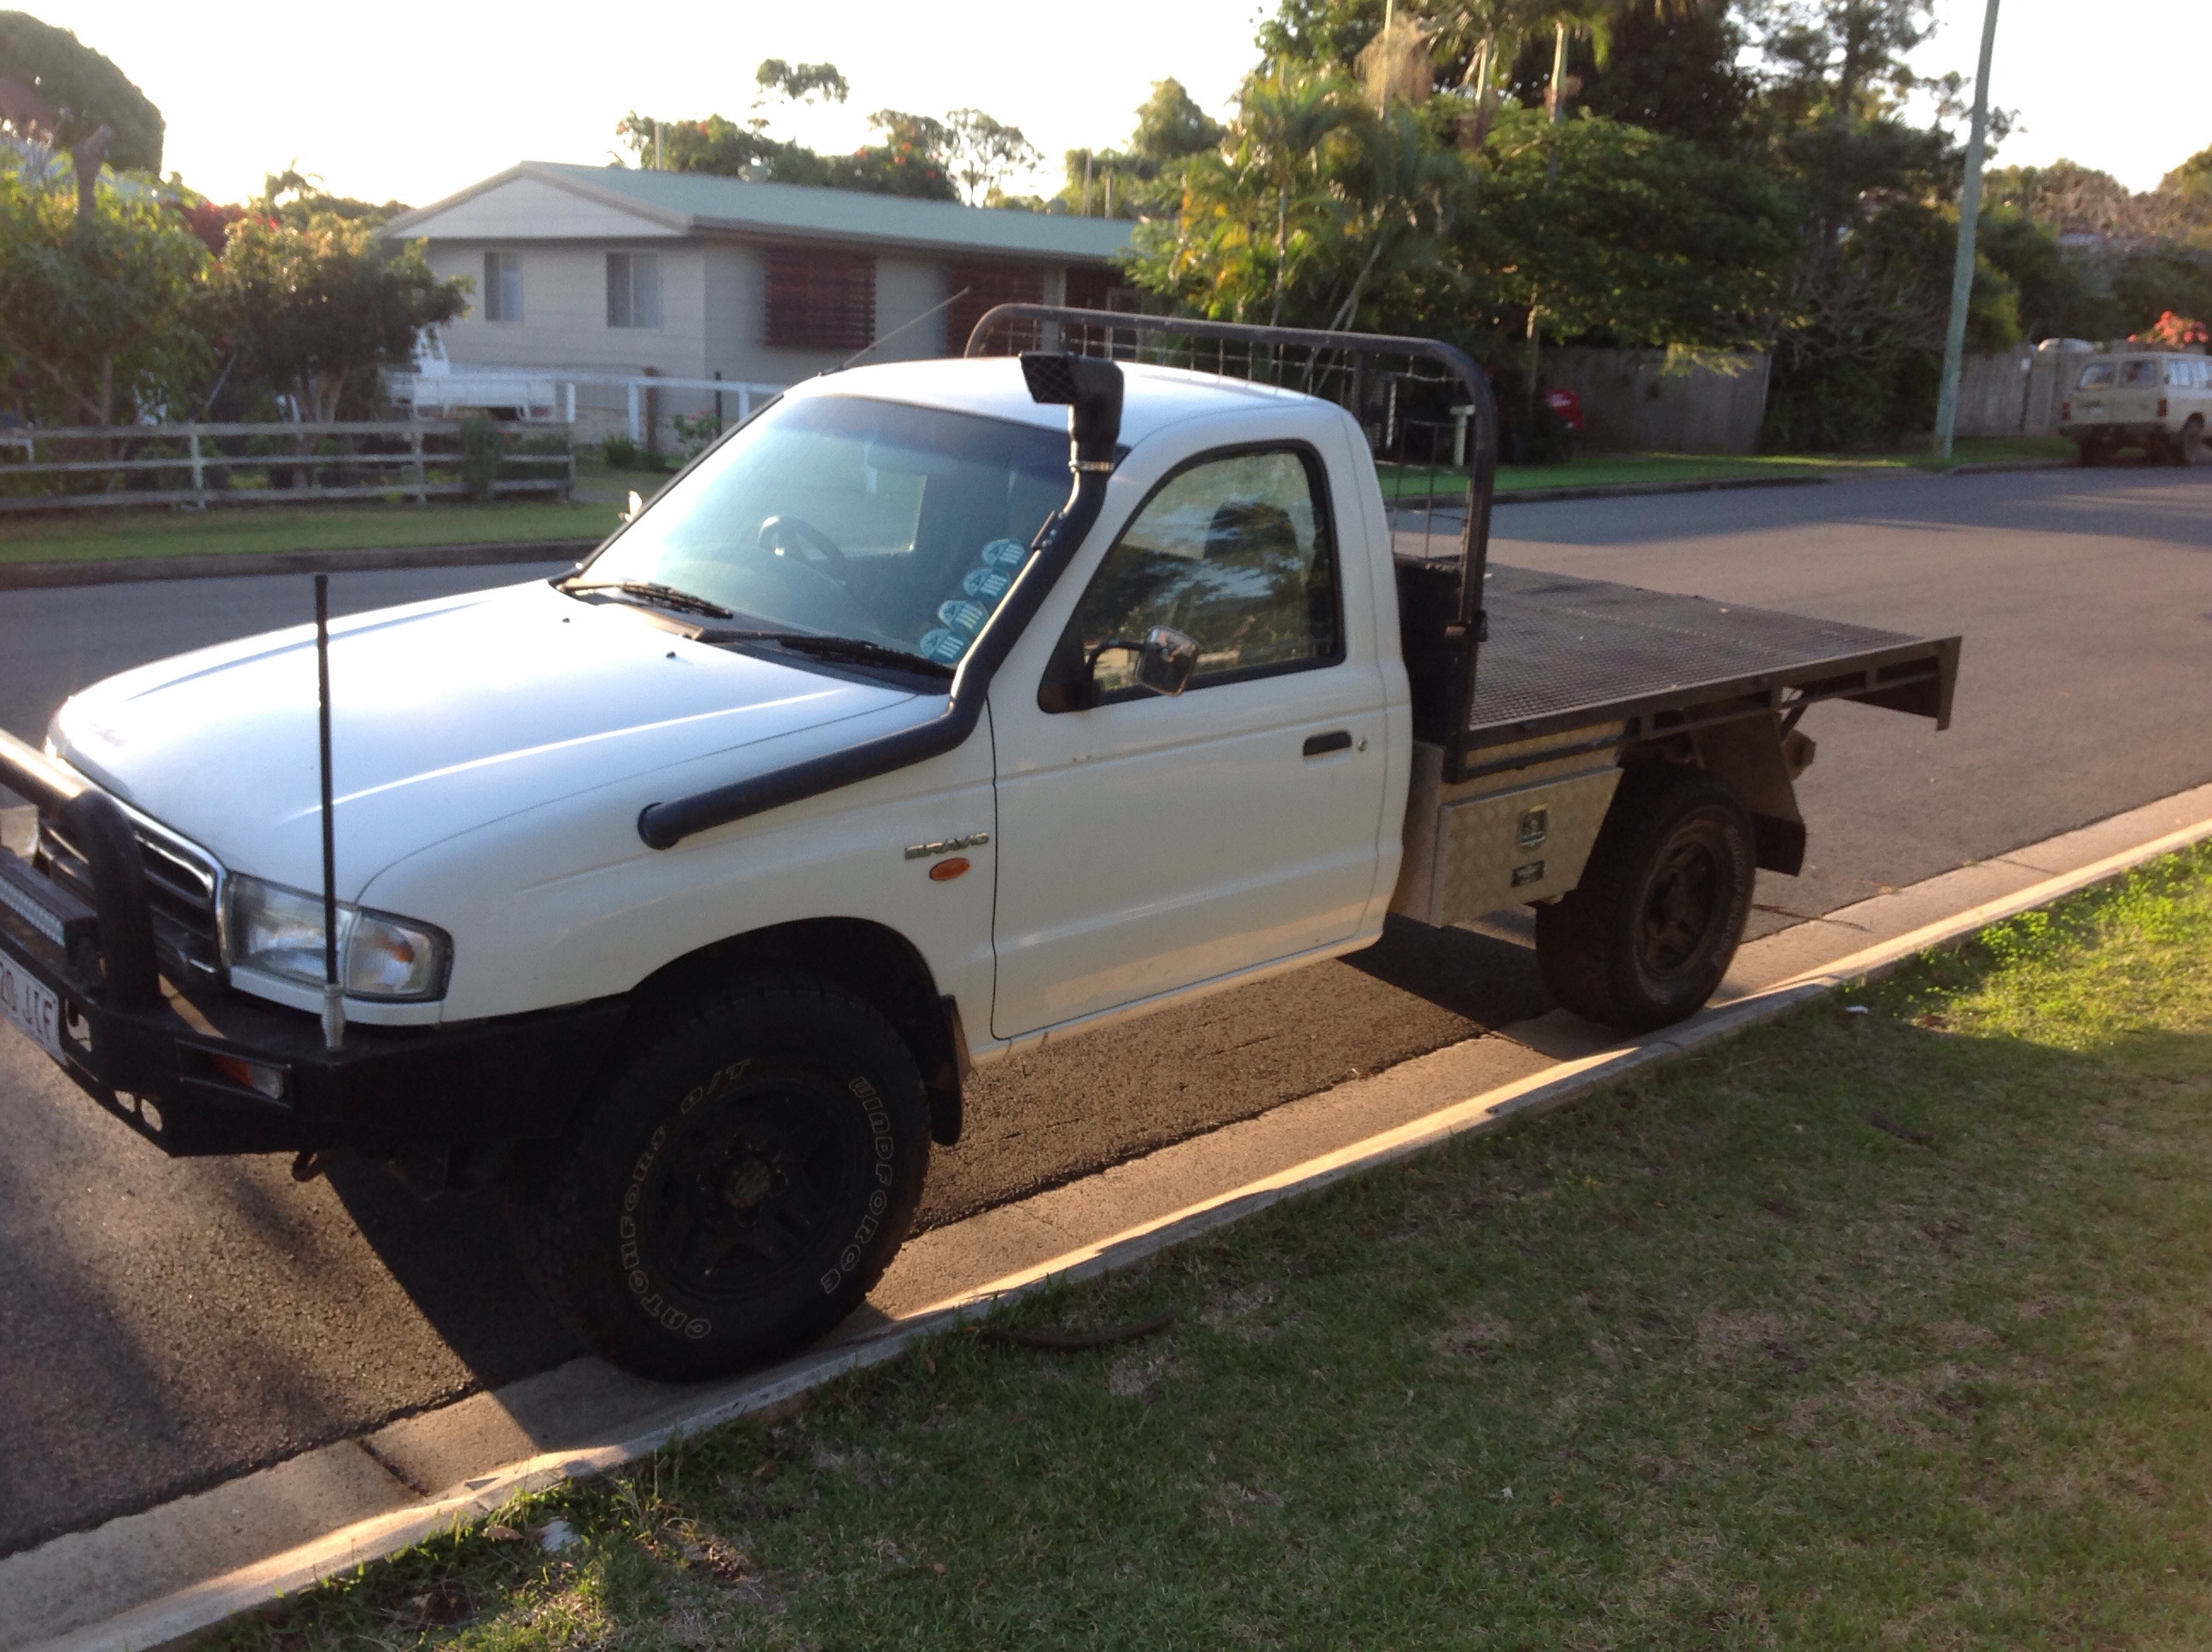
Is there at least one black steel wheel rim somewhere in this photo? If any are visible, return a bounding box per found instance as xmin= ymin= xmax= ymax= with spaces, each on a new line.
xmin=637 ymin=1072 xmax=869 ymax=1304
xmin=1638 ymin=825 xmax=1728 ymax=979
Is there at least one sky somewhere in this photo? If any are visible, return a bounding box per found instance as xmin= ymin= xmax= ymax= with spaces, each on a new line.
xmin=32 ymin=0 xmax=2203 ymax=210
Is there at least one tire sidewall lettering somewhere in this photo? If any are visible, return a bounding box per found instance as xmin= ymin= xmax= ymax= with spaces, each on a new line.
xmin=620 ymin=1055 xmax=905 ymax=1328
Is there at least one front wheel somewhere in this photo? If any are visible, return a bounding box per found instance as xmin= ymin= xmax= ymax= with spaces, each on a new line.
xmin=1534 ymin=765 xmax=1756 ymax=1033
xmin=2175 ymin=417 xmax=2208 ymax=468
xmin=508 ymin=974 xmax=931 ymax=1381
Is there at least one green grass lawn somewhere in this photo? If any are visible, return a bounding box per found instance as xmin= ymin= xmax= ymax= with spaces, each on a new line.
xmin=218 ymin=844 xmax=2212 ymax=1649
xmin=1382 ymin=435 xmax=2079 ymax=502
xmin=0 ymin=499 xmax=622 ymax=567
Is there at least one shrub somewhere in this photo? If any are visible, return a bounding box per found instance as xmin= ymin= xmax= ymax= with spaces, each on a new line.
xmin=601 ymin=434 xmax=639 ymax=469
xmin=458 ymin=413 xmax=506 ymax=503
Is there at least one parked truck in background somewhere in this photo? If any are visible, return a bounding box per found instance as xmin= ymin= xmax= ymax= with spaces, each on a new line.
xmin=0 ymin=311 xmax=1959 ymax=1380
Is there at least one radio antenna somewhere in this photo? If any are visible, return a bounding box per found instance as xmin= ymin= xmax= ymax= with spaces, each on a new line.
xmin=314 ymin=574 xmax=345 ymax=1051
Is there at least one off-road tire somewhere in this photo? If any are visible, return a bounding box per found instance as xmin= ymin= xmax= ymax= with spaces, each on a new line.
xmin=1534 ymin=765 xmax=1755 ymax=1034
xmin=2176 ymin=417 xmax=2208 ymax=468
xmin=508 ymin=973 xmax=930 ymax=1382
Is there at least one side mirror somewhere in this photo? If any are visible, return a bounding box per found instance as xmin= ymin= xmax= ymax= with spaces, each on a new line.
xmin=1087 ymin=625 xmax=1197 ymax=699
xmin=1129 ymin=625 xmax=1199 ymax=696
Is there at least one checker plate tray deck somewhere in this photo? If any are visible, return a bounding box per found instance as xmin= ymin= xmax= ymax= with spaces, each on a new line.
xmin=1470 ymin=564 xmax=1925 ymax=735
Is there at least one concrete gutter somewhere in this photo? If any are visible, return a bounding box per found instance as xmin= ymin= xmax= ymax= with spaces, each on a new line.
xmin=0 ymin=539 xmax=600 ymax=591
xmin=9 ymin=782 xmax=2212 ymax=1652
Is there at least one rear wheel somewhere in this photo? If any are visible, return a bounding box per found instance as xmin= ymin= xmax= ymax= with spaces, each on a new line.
xmin=2175 ymin=417 xmax=2208 ymax=468
xmin=1534 ymin=765 xmax=1755 ymax=1033
xmin=508 ymin=973 xmax=930 ymax=1381
xmin=2077 ymin=439 xmax=2110 ymax=467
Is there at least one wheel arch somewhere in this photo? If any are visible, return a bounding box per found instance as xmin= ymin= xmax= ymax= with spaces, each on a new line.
xmin=627 ymin=916 xmax=969 ymax=1145
xmin=1623 ymin=705 xmax=1813 ymax=876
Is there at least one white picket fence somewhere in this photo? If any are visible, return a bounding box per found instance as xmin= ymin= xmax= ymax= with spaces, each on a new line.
xmin=0 ymin=419 xmax=573 ymax=513
xmin=387 ymin=369 xmax=786 ymax=442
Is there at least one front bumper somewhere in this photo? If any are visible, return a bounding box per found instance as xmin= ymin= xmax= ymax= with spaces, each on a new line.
xmin=2 ymin=733 xmax=627 ymax=1156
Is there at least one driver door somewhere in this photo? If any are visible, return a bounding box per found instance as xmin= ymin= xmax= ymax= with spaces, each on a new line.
xmin=988 ymin=442 xmax=1391 ymax=1038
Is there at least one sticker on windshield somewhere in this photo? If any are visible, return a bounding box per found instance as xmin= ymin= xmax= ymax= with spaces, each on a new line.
xmin=916 ymin=540 xmax=1032 ymax=666
xmin=936 ymin=600 xmax=991 ymax=637
xmin=917 ymin=628 xmax=969 ymax=664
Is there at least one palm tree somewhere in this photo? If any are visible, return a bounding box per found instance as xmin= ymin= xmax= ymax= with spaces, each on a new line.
xmin=1227 ymin=67 xmax=1366 ymax=324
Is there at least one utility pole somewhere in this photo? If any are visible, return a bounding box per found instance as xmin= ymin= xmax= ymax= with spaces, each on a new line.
xmin=1933 ymin=0 xmax=2001 ymax=462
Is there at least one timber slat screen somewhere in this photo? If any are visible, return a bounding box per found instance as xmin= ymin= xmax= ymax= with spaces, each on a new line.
xmin=762 ymin=247 xmax=876 ymax=351
xmin=0 ymin=419 xmax=574 ymax=514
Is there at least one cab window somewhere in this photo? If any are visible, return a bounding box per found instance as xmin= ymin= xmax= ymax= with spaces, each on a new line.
xmin=2120 ymin=359 xmax=2161 ymax=387
xmin=2076 ymin=362 xmax=2116 ymax=388
xmin=2167 ymin=358 xmax=2205 ymax=387
xmin=1058 ymin=446 xmax=1340 ymax=701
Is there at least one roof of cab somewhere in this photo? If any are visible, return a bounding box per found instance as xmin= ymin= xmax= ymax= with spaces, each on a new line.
xmin=785 ymin=356 xmax=1337 ymax=447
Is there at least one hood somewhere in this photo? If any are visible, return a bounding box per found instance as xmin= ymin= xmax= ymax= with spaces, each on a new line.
xmin=50 ymin=579 xmax=919 ymax=895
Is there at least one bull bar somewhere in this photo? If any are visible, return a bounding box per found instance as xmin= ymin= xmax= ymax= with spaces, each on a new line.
xmin=0 ymin=726 xmax=626 ymax=1158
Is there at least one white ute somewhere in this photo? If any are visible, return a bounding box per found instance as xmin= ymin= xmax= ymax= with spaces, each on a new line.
xmin=0 ymin=312 xmax=1959 ymax=1378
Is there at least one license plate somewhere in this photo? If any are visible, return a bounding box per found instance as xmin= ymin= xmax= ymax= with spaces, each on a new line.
xmin=0 ymin=951 xmax=63 ymax=1065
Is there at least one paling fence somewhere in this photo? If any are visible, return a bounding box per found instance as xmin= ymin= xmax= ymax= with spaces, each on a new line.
xmin=1539 ymin=348 xmax=1773 ymax=455
xmin=0 ymin=420 xmax=574 ymax=514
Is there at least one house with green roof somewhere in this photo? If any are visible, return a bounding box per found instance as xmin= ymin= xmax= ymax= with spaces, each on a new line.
xmin=380 ymin=161 xmax=1136 ymax=435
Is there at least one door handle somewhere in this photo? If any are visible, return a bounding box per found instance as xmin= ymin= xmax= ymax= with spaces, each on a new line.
xmin=1302 ymin=730 xmax=1353 ymax=758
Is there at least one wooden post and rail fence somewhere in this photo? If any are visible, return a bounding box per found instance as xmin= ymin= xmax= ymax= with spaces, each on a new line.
xmin=0 ymin=419 xmax=574 ymax=515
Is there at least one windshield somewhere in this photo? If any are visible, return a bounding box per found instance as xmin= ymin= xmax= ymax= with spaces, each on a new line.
xmin=578 ymin=395 xmax=1068 ymax=666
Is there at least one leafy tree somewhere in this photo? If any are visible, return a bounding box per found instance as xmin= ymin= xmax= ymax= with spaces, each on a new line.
xmin=2111 ymin=249 xmax=2212 ymax=338
xmin=0 ymin=168 xmax=206 ymax=425
xmin=1505 ymin=4 xmax=1752 ymax=146
xmin=620 ymin=61 xmax=1065 ymax=203
xmin=1132 ymin=79 xmax=1226 ymax=164
xmin=753 ymin=59 xmax=849 ymax=106
xmin=1061 ymin=79 xmax=1225 ymax=218
xmin=1472 ymin=108 xmax=1794 ymax=346
xmin=257 ymin=166 xmax=410 ymax=230
xmin=1131 ymin=64 xmax=1790 ymax=351
xmin=935 ymin=108 xmax=1041 ymax=206
xmin=1973 ymin=208 xmax=2122 ymax=341
xmin=0 ymin=11 xmax=162 ymax=220
xmin=203 ymin=212 xmax=467 ymax=421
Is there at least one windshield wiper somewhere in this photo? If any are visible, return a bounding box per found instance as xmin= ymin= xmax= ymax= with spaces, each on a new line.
xmin=716 ymin=630 xmax=954 ymax=679
xmin=560 ymin=578 xmax=735 ymax=620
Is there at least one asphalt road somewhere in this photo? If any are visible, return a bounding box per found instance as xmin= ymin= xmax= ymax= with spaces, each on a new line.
xmin=3 ymin=463 xmax=2208 ymax=1556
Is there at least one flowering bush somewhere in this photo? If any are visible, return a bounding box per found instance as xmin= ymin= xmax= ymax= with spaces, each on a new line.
xmin=2137 ymin=311 xmax=2210 ymax=348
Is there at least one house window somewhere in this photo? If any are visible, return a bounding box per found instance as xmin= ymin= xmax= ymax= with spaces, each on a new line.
xmin=483 ymin=251 xmax=521 ymax=323
xmin=946 ymin=263 xmax=1043 ymax=355
xmin=763 ymin=247 xmax=876 ymax=350
xmin=606 ymin=253 xmax=662 ymax=330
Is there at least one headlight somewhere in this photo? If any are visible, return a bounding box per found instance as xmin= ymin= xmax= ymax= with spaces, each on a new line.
xmin=227 ymin=875 xmax=451 ymax=1002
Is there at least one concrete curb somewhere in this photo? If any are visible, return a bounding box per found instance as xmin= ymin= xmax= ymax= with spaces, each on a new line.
xmin=32 ymin=800 xmax=2212 ymax=1652
xmin=1939 ymin=457 xmax=2076 ymax=476
xmin=0 ymin=539 xmax=600 ymax=591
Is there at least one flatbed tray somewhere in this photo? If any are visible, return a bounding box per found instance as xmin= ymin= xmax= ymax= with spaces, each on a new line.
xmin=1463 ymin=563 xmax=1959 ymax=754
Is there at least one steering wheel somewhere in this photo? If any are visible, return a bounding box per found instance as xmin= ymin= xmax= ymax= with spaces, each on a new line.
xmin=756 ymin=515 xmax=851 ymax=585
